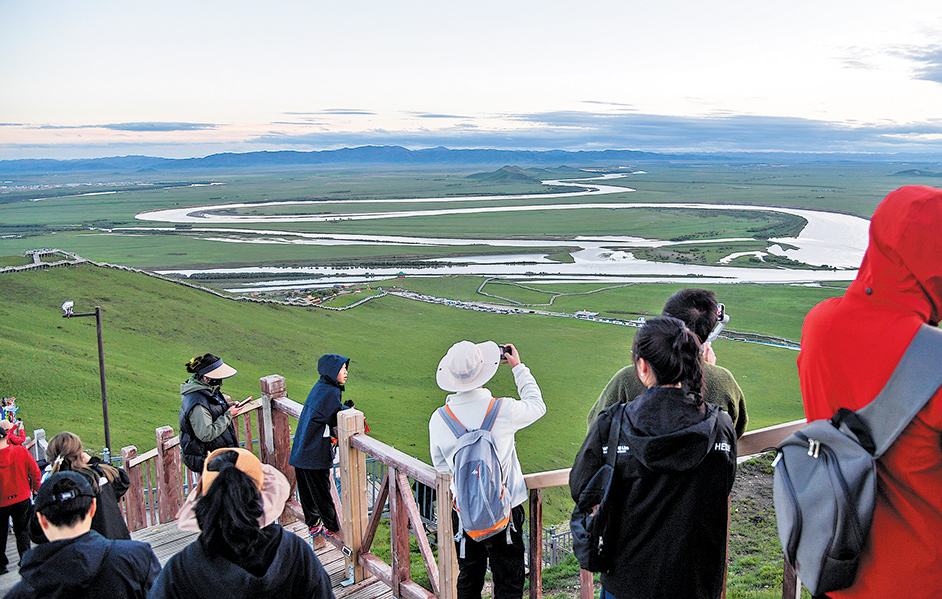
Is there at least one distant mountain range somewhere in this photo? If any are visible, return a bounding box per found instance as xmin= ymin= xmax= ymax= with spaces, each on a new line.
xmin=0 ymin=146 xmax=667 ymax=174
xmin=1 ymin=145 xmax=939 ymax=175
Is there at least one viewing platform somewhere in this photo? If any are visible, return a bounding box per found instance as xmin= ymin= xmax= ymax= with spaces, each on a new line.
xmin=1 ymin=373 xmax=805 ymax=599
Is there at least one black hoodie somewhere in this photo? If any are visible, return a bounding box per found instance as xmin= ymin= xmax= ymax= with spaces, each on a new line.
xmin=7 ymin=530 xmax=159 ymax=599
xmin=570 ymin=387 xmax=736 ymax=599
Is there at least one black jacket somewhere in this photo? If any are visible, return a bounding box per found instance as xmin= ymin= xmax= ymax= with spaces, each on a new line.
xmin=148 ymin=523 xmax=334 ymax=599
xmin=88 ymin=457 xmax=132 ymax=540
xmin=289 ymin=354 xmax=350 ymax=470
xmin=179 ymin=385 xmax=238 ymax=472
xmin=570 ymin=387 xmax=737 ymax=599
xmin=7 ymin=530 xmax=159 ymax=599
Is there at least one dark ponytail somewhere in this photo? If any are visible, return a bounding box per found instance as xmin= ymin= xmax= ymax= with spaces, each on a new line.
xmin=195 ymin=450 xmax=264 ymax=557
xmin=186 ymin=353 xmax=217 ymax=375
xmin=632 ymin=316 xmax=704 ymax=402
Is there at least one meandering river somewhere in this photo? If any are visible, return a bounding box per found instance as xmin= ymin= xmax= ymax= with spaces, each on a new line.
xmin=133 ymin=174 xmax=870 ymax=291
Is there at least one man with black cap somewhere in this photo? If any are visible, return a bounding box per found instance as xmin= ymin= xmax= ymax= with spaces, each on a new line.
xmin=179 ymin=352 xmax=244 ymax=472
xmin=6 ymin=471 xmax=159 ymax=598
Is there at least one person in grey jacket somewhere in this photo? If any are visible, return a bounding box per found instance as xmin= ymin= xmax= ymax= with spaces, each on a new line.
xmin=179 ymin=353 xmax=244 ymax=472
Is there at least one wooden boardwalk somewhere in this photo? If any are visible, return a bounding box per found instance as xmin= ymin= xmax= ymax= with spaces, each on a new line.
xmin=2 ymin=523 xmax=394 ymax=599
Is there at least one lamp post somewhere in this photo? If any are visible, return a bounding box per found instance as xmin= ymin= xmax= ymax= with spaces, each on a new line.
xmin=61 ymin=301 xmax=111 ymax=455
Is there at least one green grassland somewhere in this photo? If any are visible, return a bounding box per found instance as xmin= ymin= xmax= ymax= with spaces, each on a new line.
xmin=4 ymin=229 xmax=565 ymax=270
xmin=255 ymin=206 xmax=806 ymax=240
xmin=0 ymin=264 xmax=842 ymax=521
xmin=396 ymin=277 xmax=844 ymax=342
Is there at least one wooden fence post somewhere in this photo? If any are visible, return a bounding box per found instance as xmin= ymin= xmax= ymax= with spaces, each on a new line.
xmin=121 ymin=445 xmax=147 ymax=531
xmin=259 ymin=375 xmax=293 ymax=483
xmin=338 ymin=409 xmax=369 ymax=583
xmin=155 ymin=425 xmax=182 ymax=523
xmin=30 ymin=428 xmax=46 ymax=463
xmin=529 ymin=488 xmax=544 ymax=599
xmin=436 ymin=471 xmax=457 ymax=599
xmin=388 ymin=466 xmax=410 ymax=596
xmin=782 ymin=559 xmax=801 ymax=599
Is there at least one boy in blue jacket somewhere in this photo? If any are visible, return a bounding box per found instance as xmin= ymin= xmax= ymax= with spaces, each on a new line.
xmin=289 ymin=353 xmax=351 ymax=538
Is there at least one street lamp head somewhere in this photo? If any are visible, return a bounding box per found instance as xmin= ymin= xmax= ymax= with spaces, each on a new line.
xmin=61 ymin=300 xmax=74 ymax=316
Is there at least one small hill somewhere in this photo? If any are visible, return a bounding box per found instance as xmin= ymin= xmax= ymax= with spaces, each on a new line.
xmin=891 ymin=169 xmax=942 ymax=177
xmin=465 ymin=165 xmax=541 ymax=183
xmin=465 ymin=165 xmax=593 ymax=183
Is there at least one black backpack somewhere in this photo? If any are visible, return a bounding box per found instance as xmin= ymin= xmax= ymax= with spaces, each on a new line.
xmin=773 ymin=324 xmax=942 ymax=595
xmin=570 ymin=403 xmax=623 ymax=572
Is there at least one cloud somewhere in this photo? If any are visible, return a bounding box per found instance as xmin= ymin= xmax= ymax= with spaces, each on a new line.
xmin=8 ymin=111 xmax=942 ymax=160
xmin=100 ymin=122 xmax=217 ymax=132
xmin=35 ymin=122 xmax=216 ymax=132
xmin=845 ymin=40 xmax=942 ymax=84
xmin=902 ymin=45 xmax=942 ymax=83
xmin=408 ymin=112 xmax=472 ymax=119
xmin=284 ymin=109 xmax=376 ymax=116
xmin=247 ymin=111 xmax=942 ymax=154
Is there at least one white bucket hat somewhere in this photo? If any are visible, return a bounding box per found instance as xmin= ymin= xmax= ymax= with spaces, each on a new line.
xmin=436 ymin=340 xmax=501 ymax=393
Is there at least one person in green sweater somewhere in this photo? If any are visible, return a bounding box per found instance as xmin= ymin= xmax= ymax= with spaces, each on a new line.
xmin=586 ymin=288 xmax=748 ymax=437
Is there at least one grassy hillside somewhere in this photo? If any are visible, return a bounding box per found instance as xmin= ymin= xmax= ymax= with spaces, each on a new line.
xmin=0 ymin=262 xmax=842 ymax=524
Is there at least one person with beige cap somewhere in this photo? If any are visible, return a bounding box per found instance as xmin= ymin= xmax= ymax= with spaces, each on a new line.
xmin=178 ymin=353 xmax=244 ymax=472
xmin=429 ymin=341 xmax=546 ymax=599
xmin=149 ymin=447 xmax=333 ymax=598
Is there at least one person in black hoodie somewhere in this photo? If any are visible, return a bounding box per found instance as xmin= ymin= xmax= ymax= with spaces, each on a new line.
xmin=7 ymin=471 xmax=159 ymax=599
xmin=570 ymin=316 xmax=737 ymax=599
xmin=288 ymin=353 xmax=352 ymax=538
xmin=148 ymin=447 xmax=333 ymax=599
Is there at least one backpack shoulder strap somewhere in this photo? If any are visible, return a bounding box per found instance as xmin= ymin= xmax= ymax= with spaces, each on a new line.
xmin=857 ymin=324 xmax=942 ymax=458
xmin=603 ymin=404 xmax=623 ymax=467
xmin=437 ymin=405 xmax=469 ymax=438
xmin=479 ymin=398 xmax=503 ymax=432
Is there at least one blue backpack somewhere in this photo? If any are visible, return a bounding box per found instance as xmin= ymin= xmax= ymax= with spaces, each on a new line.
xmin=438 ymin=398 xmax=513 ymax=548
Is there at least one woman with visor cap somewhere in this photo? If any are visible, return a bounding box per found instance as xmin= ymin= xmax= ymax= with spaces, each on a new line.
xmin=179 ymin=353 xmax=245 ymax=472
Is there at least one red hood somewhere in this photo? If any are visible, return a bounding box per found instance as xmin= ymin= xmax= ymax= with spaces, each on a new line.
xmin=848 ymin=185 xmax=942 ymax=325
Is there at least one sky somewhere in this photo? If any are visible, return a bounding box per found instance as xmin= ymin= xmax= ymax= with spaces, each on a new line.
xmin=3 ymin=0 xmax=942 ymax=160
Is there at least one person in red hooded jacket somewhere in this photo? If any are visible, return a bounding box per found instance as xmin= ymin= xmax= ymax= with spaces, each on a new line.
xmin=797 ymin=185 xmax=942 ymax=599
xmin=0 ymin=419 xmax=42 ymax=573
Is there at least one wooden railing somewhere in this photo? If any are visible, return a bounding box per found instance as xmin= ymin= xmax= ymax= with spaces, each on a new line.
xmin=258 ymin=374 xmax=456 ymax=599
xmin=118 ymin=397 xmax=264 ymax=530
xmin=521 ymin=419 xmax=808 ymax=599
xmin=115 ymin=374 xmax=807 ymax=599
